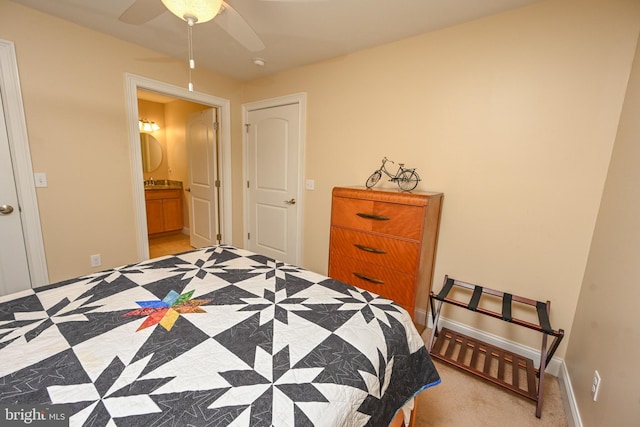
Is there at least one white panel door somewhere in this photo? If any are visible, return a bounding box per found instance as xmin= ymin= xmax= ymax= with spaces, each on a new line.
xmin=246 ymin=103 xmax=300 ymax=264
xmin=187 ymin=108 xmax=219 ymax=248
xmin=0 ymin=90 xmax=31 ymax=295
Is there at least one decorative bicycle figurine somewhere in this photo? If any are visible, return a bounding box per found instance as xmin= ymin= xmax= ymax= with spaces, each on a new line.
xmin=366 ymin=157 xmax=421 ymax=191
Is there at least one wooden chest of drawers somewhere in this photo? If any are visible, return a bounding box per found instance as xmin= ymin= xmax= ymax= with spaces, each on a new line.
xmin=328 ymin=187 xmax=443 ymax=319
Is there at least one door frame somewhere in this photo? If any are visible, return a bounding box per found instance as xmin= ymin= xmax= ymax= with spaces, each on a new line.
xmin=0 ymin=39 xmax=48 ymax=287
xmin=242 ymin=93 xmax=307 ymax=265
xmin=125 ymin=73 xmax=232 ymax=260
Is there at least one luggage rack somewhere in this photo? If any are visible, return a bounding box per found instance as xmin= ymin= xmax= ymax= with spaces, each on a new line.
xmin=427 ymin=276 xmax=564 ymax=418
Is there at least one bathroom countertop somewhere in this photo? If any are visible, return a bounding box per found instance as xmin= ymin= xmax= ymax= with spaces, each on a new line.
xmin=144 ymin=179 xmax=183 ymax=190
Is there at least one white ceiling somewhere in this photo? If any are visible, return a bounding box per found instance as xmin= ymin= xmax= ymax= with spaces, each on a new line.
xmin=10 ymin=0 xmax=542 ymax=81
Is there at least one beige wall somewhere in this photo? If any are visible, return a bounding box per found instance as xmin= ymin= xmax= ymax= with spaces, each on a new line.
xmin=2 ymin=0 xmax=640 ymax=408
xmin=0 ymin=0 xmax=244 ymax=282
xmin=243 ymin=0 xmax=640 ymax=353
xmin=564 ymin=29 xmax=640 ymax=426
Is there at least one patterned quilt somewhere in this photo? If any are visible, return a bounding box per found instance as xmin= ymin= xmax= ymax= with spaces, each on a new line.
xmin=0 ymin=245 xmax=440 ymax=426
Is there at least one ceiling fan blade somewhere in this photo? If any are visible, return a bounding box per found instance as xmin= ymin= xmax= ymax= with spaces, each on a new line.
xmin=216 ymin=2 xmax=266 ymax=52
xmin=119 ymin=0 xmax=167 ymax=25
xmin=135 ymin=56 xmax=181 ymax=63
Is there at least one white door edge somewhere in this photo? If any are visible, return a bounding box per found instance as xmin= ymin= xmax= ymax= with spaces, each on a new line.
xmin=0 ymin=39 xmax=48 ymax=287
xmin=242 ymin=92 xmax=307 ymax=266
xmin=125 ymin=73 xmax=233 ymax=261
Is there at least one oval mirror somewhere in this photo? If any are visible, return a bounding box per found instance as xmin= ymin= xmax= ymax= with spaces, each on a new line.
xmin=140 ymin=133 xmax=162 ymax=173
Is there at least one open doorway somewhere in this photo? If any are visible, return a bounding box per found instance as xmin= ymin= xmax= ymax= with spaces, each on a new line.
xmin=126 ymin=74 xmax=232 ymax=261
xmin=137 ymin=91 xmax=219 ymax=258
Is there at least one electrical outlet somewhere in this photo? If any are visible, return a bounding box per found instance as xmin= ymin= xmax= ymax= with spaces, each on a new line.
xmin=592 ymin=370 xmax=601 ymax=401
xmin=90 ymin=254 xmax=101 ymax=268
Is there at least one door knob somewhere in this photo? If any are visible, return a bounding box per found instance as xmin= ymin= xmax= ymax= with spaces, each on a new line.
xmin=284 ymin=198 xmax=296 ymax=205
xmin=0 ymin=204 xmax=14 ymax=215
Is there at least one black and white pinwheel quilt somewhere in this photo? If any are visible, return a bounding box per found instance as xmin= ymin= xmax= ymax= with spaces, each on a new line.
xmin=0 ymin=245 xmax=440 ymax=426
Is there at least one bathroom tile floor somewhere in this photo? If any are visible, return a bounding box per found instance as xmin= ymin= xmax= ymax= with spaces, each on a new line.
xmin=148 ymin=233 xmax=194 ymax=259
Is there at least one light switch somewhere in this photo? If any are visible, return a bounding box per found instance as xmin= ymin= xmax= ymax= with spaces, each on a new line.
xmin=34 ymin=173 xmax=48 ymax=188
xmin=305 ymin=179 xmax=315 ymax=190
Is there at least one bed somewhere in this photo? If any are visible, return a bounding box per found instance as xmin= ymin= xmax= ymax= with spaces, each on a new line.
xmin=0 ymin=245 xmax=440 ymax=426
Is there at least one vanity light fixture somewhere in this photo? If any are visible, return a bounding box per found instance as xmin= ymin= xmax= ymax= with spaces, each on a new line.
xmin=139 ymin=119 xmax=160 ymax=132
xmin=161 ymin=0 xmax=223 ymax=91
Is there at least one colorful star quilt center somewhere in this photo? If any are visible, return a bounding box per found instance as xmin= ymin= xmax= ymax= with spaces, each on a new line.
xmin=123 ymin=290 xmax=212 ymax=331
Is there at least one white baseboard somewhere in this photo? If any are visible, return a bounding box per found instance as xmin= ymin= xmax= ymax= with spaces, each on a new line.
xmin=416 ymin=307 xmax=582 ymax=426
xmin=558 ymin=361 xmax=583 ymax=427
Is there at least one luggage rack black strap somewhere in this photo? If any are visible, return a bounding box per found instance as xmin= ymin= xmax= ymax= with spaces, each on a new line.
xmin=536 ymin=301 xmax=553 ymax=334
xmin=468 ymin=286 xmax=483 ymax=311
xmin=502 ymin=293 xmax=513 ymax=322
xmin=435 ymin=277 xmax=454 ymax=300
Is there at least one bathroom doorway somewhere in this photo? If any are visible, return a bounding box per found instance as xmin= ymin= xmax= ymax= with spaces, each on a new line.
xmin=126 ymin=74 xmax=232 ymax=261
xmin=137 ymin=90 xmax=218 ymax=258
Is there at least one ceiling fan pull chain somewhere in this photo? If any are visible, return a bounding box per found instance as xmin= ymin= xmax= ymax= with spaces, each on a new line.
xmin=187 ymin=16 xmax=196 ymax=92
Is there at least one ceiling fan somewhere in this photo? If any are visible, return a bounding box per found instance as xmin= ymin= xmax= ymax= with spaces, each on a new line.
xmin=119 ymin=0 xmax=324 ymax=53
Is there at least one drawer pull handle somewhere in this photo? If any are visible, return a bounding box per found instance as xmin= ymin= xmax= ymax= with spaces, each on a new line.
xmin=354 ymin=243 xmax=386 ymax=254
xmin=356 ymin=213 xmax=390 ymax=221
xmin=353 ymin=272 xmax=384 ymax=284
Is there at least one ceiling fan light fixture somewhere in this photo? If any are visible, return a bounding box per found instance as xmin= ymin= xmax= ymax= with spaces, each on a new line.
xmin=161 ymin=0 xmax=223 ymax=24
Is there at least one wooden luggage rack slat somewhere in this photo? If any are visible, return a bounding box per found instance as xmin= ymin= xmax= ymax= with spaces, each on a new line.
xmin=427 ymin=276 xmax=564 ymax=418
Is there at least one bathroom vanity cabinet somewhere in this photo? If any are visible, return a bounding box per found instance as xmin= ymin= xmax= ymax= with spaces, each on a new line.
xmin=145 ymin=188 xmax=183 ymax=235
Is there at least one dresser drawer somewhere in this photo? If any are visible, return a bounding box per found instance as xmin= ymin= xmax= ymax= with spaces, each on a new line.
xmin=329 ymin=227 xmax=419 ymax=274
xmin=328 ymin=255 xmax=416 ymax=310
xmin=331 ymin=196 xmax=425 ymax=240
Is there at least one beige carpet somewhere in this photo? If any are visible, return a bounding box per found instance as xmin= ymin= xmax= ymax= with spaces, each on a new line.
xmin=415 ymin=331 xmax=568 ymax=426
